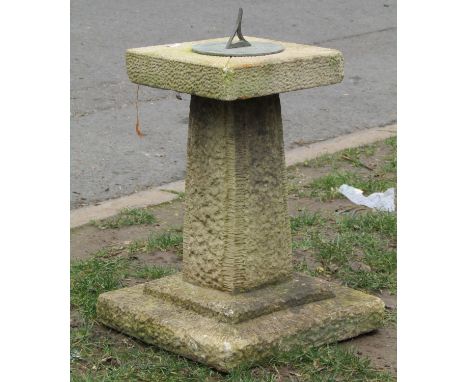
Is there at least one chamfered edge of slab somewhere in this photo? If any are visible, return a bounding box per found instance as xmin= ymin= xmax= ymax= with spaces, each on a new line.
xmin=143 ymin=273 xmax=335 ymax=323
xmin=97 ymin=277 xmax=384 ymax=372
xmin=126 ymin=37 xmax=344 ymax=100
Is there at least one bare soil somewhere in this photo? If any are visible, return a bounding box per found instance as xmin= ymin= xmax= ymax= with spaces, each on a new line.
xmin=343 ymin=326 xmax=397 ymax=375
xmin=71 ymin=200 xmax=184 ymax=260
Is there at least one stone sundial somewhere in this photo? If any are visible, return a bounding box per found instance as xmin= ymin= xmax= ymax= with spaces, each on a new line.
xmin=97 ymin=8 xmax=384 ymax=371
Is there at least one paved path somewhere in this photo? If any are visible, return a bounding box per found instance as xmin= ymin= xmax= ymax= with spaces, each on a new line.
xmin=71 ymin=0 xmax=396 ymax=208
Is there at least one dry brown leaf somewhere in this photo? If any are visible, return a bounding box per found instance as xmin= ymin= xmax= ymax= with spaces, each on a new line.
xmin=135 ymin=85 xmax=145 ymax=137
xmin=135 ymin=115 xmax=145 ymax=137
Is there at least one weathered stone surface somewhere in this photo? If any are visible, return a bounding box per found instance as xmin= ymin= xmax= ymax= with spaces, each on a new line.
xmin=126 ymin=37 xmax=344 ymax=100
xmin=97 ymin=276 xmax=385 ymax=372
xmin=144 ymin=273 xmax=334 ymax=323
xmin=183 ymin=94 xmax=292 ymax=292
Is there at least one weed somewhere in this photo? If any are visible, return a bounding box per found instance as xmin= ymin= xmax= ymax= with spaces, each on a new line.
xmin=131 ymin=265 xmax=176 ymax=280
xmin=92 ymin=208 xmax=156 ymax=229
xmin=128 ymin=231 xmax=183 ymax=254
xmin=147 ymin=232 xmax=183 ymax=251
xmin=290 ymin=211 xmax=322 ymax=232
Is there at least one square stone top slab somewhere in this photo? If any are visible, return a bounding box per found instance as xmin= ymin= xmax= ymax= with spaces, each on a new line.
xmin=126 ymin=37 xmax=344 ymax=100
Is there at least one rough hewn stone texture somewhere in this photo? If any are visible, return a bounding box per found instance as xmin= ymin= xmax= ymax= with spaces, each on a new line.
xmin=183 ymin=94 xmax=292 ymax=292
xmin=126 ymin=37 xmax=344 ymax=100
xmin=144 ymin=273 xmax=334 ymax=323
xmin=97 ymin=276 xmax=384 ymax=372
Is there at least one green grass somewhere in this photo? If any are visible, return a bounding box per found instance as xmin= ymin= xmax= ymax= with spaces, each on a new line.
xmin=131 ymin=265 xmax=177 ymax=280
xmin=385 ymin=136 xmax=397 ymax=150
xmin=293 ymin=211 xmax=396 ymax=293
xmin=382 ymin=136 xmax=397 ymax=174
xmin=266 ymin=344 xmax=394 ymax=382
xmin=384 ymin=308 xmax=397 ymax=327
xmin=71 ymin=334 xmax=394 ymax=381
xmin=71 ymin=255 xmax=129 ymax=320
xmin=305 ymin=153 xmax=338 ymax=168
xmin=290 ymin=138 xmax=397 ymax=200
xmin=71 ymin=322 xmax=393 ymax=382
xmin=147 ymin=232 xmax=183 ymax=251
xmin=307 ymin=171 xmax=395 ymax=201
xmin=92 ymin=208 xmax=156 ymax=229
xmin=338 ymin=211 xmax=397 ymax=239
xmin=344 ymin=144 xmax=377 ymax=159
xmin=128 ymin=231 xmax=183 ymax=255
xmin=303 ymin=143 xmax=377 ymax=170
xmin=290 ymin=211 xmax=323 ymax=232
xmin=71 ymin=253 xmax=177 ymax=321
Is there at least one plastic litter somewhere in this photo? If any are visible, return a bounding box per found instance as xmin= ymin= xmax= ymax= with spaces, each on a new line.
xmin=338 ymin=184 xmax=395 ymax=212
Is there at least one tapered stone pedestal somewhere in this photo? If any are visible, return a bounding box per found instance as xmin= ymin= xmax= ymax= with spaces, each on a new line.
xmin=97 ymin=37 xmax=384 ymax=371
xmin=183 ymin=94 xmax=292 ymax=293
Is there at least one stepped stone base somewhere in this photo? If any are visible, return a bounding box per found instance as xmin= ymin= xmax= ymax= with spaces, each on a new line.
xmin=144 ymin=273 xmax=335 ymax=323
xmin=97 ymin=275 xmax=384 ymax=371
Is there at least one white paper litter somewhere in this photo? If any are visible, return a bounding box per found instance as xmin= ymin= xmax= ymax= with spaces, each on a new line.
xmin=338 ymin=184 xmax=395 ymax=212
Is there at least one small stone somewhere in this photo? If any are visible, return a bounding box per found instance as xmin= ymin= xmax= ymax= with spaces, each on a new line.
xmin=349 ymin=261 xmax=371 ymax=272
xmin=329 ymin=263 xmax=339 ymax=273
xmin=306 ymin=257 xmax=322 ymax=272
xmin=379 ymin=290 xmax=397 ymax=309
xmin=100 ymin=356 xmax=121 ymax=367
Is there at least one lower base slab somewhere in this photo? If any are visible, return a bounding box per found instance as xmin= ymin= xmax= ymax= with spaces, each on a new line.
xmin=97 ymin=277 xmax=384 ymax=372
